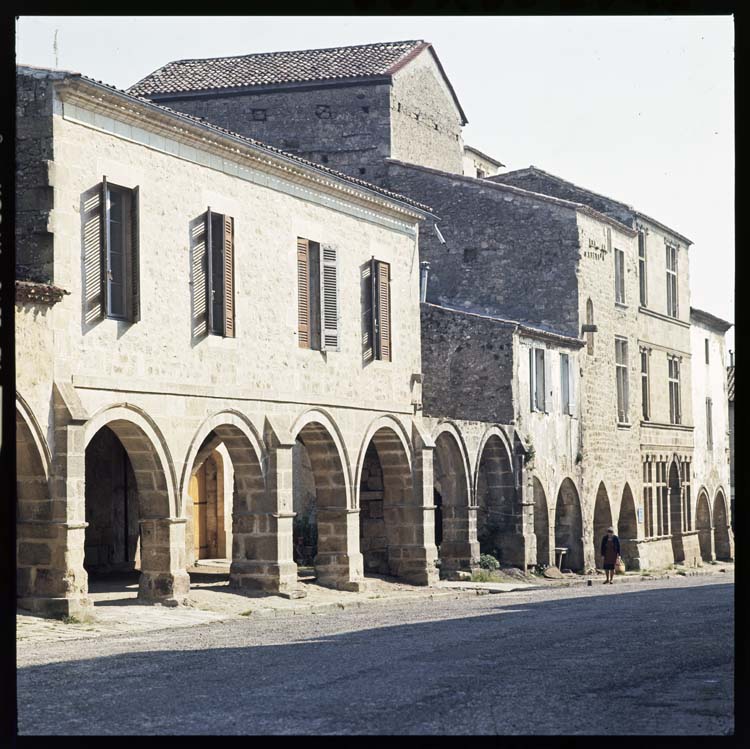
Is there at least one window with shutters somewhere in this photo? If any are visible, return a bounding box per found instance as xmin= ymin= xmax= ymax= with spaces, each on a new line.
xmin=706 ymin=397 xmax=713 ymax=450
xmin=560 ymin=353 xmax=575 ymax=415
xmin=640 ymin=348 xmax=651 ymax=421
xmin=615 ymin=337 xmax=629 ymax=423
xmin=99 ymin=178 xmax=140 ymax=322
xmin=668 ymin=355 xmax=682 ymax=424
xmin=529 ymin=347 xmax=546 ymax=412
xmin=666 ymin=244 xmax=679 ymax=318
xmin=638 ymin=230 xmax=648 ymax=306
xmin=614 ymin=248 xmax=626 ymax=305
xmin=204 ymin=208 xmax=235 ymax=338
xmin=297 ymin=238 xmax=338 ymax=351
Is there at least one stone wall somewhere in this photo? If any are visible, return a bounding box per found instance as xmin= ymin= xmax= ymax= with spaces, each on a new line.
xmin=151 ymin=82 xmax=393 ymax=185
xmin=420 ymin=303 xmax=515 ymax=424
xmin=385 ymin=160 xmax=583 ymax=336
xmin=389 ymin=49 xmax=464 ymax=175
xmin=16 ymin=69 xmax=61 ymax=282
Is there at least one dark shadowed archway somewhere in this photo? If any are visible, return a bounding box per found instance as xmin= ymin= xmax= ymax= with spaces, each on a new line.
xmin=593 ymin=483 xmax=613 ymax=562
xmin=713 ymin=490 xmax=732 ymax=560
xmin=554 ymin=479 xmax=583 ymax=572
xmin=533 ymin=477 xmax=551 ymax=567
xmin=357 ymin=425 xmax=416 ymax=580
xmin=696 ymin=490 xmax=713 ymax=562
xmin=668 ymin=460 xmax=684 ymax=562
xmin=618 ymin=484 xmax=639 ymax=570
xmin=475 ymin=434 xmax=516 ymax=563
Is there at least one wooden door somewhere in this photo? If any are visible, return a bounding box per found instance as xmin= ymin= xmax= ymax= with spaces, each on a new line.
xmin=189 ymin=465 xmax=208 ymax=560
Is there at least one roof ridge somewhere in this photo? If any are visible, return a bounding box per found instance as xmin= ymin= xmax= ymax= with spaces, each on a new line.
xmin=156 ymin=39 xmax=425 ymax=66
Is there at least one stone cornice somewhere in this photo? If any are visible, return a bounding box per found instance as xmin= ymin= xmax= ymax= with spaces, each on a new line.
xmin=15 ymin=280 xmax=69 ymax=306
xmin=54 ymin=76 xmax=432 ymax=227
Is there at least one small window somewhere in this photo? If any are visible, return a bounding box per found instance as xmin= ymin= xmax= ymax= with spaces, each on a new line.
xmin=705 ymin=338 xmax=710 ymax=364
xmin=640 ymin=348 xmax=650 ymax=421
xmin=615 ymin=337 xmax=629 ymax=423
xmin=614 ymin=248 xmax=626 ymax=304
xmin=529 ymin=347 xmax=546 ymax=412
xmin=706 ymin=397 xmax=713 ymax=450
xmin=297 ymin=238 xmax=339 ymax=351
xmin=100 ymin=178 xmax=140 ymax=323
xmin=638 ymin=230 xmax=648 ymax=306
xmin=668 ymin=355 xmax=682 ymax=424
xmin=666 ymin=244 xmax=679 ymax=318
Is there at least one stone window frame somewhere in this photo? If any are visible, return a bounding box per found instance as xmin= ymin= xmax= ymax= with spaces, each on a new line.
xmin=640 ymin=347 xmax=651 ymax=421
xmin=614 ymin=247 xmax=626 ymax=305
xmin=706 ymin=397 xmax=713 ymax=451
xmin=668 ymin=354 xmax=682 ymax=425
xmin=666 ymin=242 xmax=679 ymax=318
xmin=638 ymin=228 xmax=648 ymax=307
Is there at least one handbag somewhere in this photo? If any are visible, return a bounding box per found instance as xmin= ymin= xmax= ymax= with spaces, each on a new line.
xmin=615 ymin=556 xmax=626 ymax=574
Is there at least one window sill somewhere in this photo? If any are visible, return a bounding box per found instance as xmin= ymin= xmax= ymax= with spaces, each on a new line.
xmin=640 ymin=420 xmax=694 ymax=432
xmin=614 ymin=301 xmax=629 ymax=310
xmin=638 ymin=306 xmax=690 ymax=328
xmin=616 ymin=422 xmax=631 ymax=429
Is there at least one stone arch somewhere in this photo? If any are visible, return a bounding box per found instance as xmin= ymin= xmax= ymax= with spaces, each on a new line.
xmin=83 ymin=405 xmax=188 ymax=603
xmin=618 ymin=483 xmax=639 ymax=569
xmin=356 ymin=418 xmax=418 ymax=579
xmin=291 ymin=411 xmax=361 ymax=588
xmin=668 ymin=458 xmax=684 ymax=562
xmin=554 ymin=478 xmax=584 ymax=572
xmin=181 ymin=411 xmax=267 ymax=573
xmin=16 ymin=398 xmax=54 ymax=603
xmin=532 ymin=476 xmax=551 ymax=567
xmin=475 ymin=429 xmax=516 ymax=564
xmin=432 ymin=423 xmax=477 ymax=574
xmin=696 ymin=489 xmax=713 ymax=562
xmin=713 ymin=489 xmax=732 ymax=560
xmin=593 ymin=482 xmax=613 ymax=558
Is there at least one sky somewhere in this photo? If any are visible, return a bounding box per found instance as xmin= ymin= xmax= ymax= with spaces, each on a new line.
xmin=16 ymin=15 xmax=735 ymax=351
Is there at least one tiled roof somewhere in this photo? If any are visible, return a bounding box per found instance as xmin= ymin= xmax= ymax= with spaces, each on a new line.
xmin=128 ymin=40 xmax=429 ymax=96
xmin=19 ymin=65 xmax=432 ymax=214
xmin=727 ymin=366 xmax=735 ymax=401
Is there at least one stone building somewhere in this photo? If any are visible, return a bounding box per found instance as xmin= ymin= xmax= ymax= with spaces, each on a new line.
xmin=462 ymin=145 xmax=504 ymax=179
xmin=128 ymin=40 xmax=468 ymax=187
xmin=689 ymin=307 xmax=734 ymax=562
xmin=727 ymin=356 xmax=734 ymax=532
xmin=15 ymin=65 xmax=457 ymax=616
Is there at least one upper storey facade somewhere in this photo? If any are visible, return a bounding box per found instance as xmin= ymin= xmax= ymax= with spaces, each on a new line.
xmin=128 ymin=41 xmax=468 ymax=186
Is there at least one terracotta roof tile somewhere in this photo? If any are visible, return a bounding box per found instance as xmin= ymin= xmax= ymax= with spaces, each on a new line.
xmin=129 ymin=40 xmax=428 ymax=96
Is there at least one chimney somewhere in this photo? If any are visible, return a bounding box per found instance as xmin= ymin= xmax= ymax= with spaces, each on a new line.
xmin=419 ymin=261 xmax=430 ymax=303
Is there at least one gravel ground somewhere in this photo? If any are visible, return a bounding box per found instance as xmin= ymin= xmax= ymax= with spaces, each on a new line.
xmin=16 ymin=573 xmax=734 ymax=735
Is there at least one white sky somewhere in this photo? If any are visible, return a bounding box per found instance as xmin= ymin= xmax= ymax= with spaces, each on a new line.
xmin=16 ymin=15 xmax=735 ymax=351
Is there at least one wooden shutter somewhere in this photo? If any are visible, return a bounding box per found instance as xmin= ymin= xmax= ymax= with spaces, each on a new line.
xmin=297 ymin=238 xmax=311 ymax=348
xmin=130 ymin=185 xmax=140 ymax=322
xmin=223 ymin=215 xmax=235 ymax=338
xmin=206 ymin=208 xmax=214 ymax=334
xmin=529 ymin=348 xmax=536 ymax=411
xmin=543 ymin=349 xmax=552 ymax=413
xmin=99 ymin=176 xmax=109 ymax=318
xmin=363 ymin=258 xmax=375 ymax=362
xmin=320 ymin=245 xmax=339 ymax=351
xmin=376 ymin=260 xmax=391 ymax=361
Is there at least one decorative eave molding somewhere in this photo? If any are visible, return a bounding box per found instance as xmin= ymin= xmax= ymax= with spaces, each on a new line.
xmin=54 ymin=78 xmax=432 ymax=228
xmin=15 ymin=280 xmax=69 ymax=306
xmin=690 ymin=306 xmax=733 ymax=333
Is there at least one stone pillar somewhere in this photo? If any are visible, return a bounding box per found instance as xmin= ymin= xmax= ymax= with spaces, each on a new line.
xmin=497 ymin=463 xmax=538 ymax=569
xmin=679 ymin=530 xmax=702 ymax=567
xmin=18 ymin=422 xmax=92 ymax=618
xmin=440 ymin=503 xmax=480 ymax=576
xmin=229 ymin=441 xmax=299 ymax=596
xmin=315 ymin=507 xmax=366 ymax=592
xmin=138 ymin=517 xmax=190 ymax=605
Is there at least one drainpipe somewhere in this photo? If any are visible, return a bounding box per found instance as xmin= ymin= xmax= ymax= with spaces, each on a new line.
xmin=419 ymin=261 xmax=430 ymax=303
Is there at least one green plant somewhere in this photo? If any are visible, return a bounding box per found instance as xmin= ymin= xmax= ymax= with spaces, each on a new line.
xmin=479 ymin=553 xmax=500 ymax=570
xmin=61 ymin=615 xmax=82 ymax=624
xmin=471 ymin=569 xmax=494 ymax=583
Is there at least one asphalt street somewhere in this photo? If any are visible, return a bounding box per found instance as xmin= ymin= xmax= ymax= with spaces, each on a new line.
xmin=16 ymin=575 xmax=734 ymax=735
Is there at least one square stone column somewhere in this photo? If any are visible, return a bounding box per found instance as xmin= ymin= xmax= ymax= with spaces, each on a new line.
xmin=495 ymin=465 xmax=538 ymax=569
xmin=138 ymin=517 xmax=191 ymax=604
xmin=439 ymin=503 xmax=480 ymax=576
xmin=229 ymin=442 xmax=298 ymax=596
xmin=315 ymin=507 xmax=366 ymax=592
xmin=18 ymin=422 xmax=92 ymax=618
xmin=679 ymin=530 xmax=702 ymax=567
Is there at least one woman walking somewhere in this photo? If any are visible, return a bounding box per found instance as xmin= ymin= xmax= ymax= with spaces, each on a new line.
xmin=600 ymin=526 xmax=621 ymax=584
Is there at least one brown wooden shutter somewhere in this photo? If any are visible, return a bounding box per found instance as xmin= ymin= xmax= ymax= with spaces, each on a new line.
xmin=99 ymin=176 xmax=109 ymax=318
xmin=363 ymin=257 xmax=376 ymax=362
xmin=223 ymin=215 xmax=235 ymax=337
xmin=376 ymin=260 xmax=391 ymax=361
xmin=130 ymin=185 xmax=140 ymax=322
xmin=321 ymin=245 xmax=339 ymax=351
xmin=297 ymin=238 xmax=311 ymax=348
